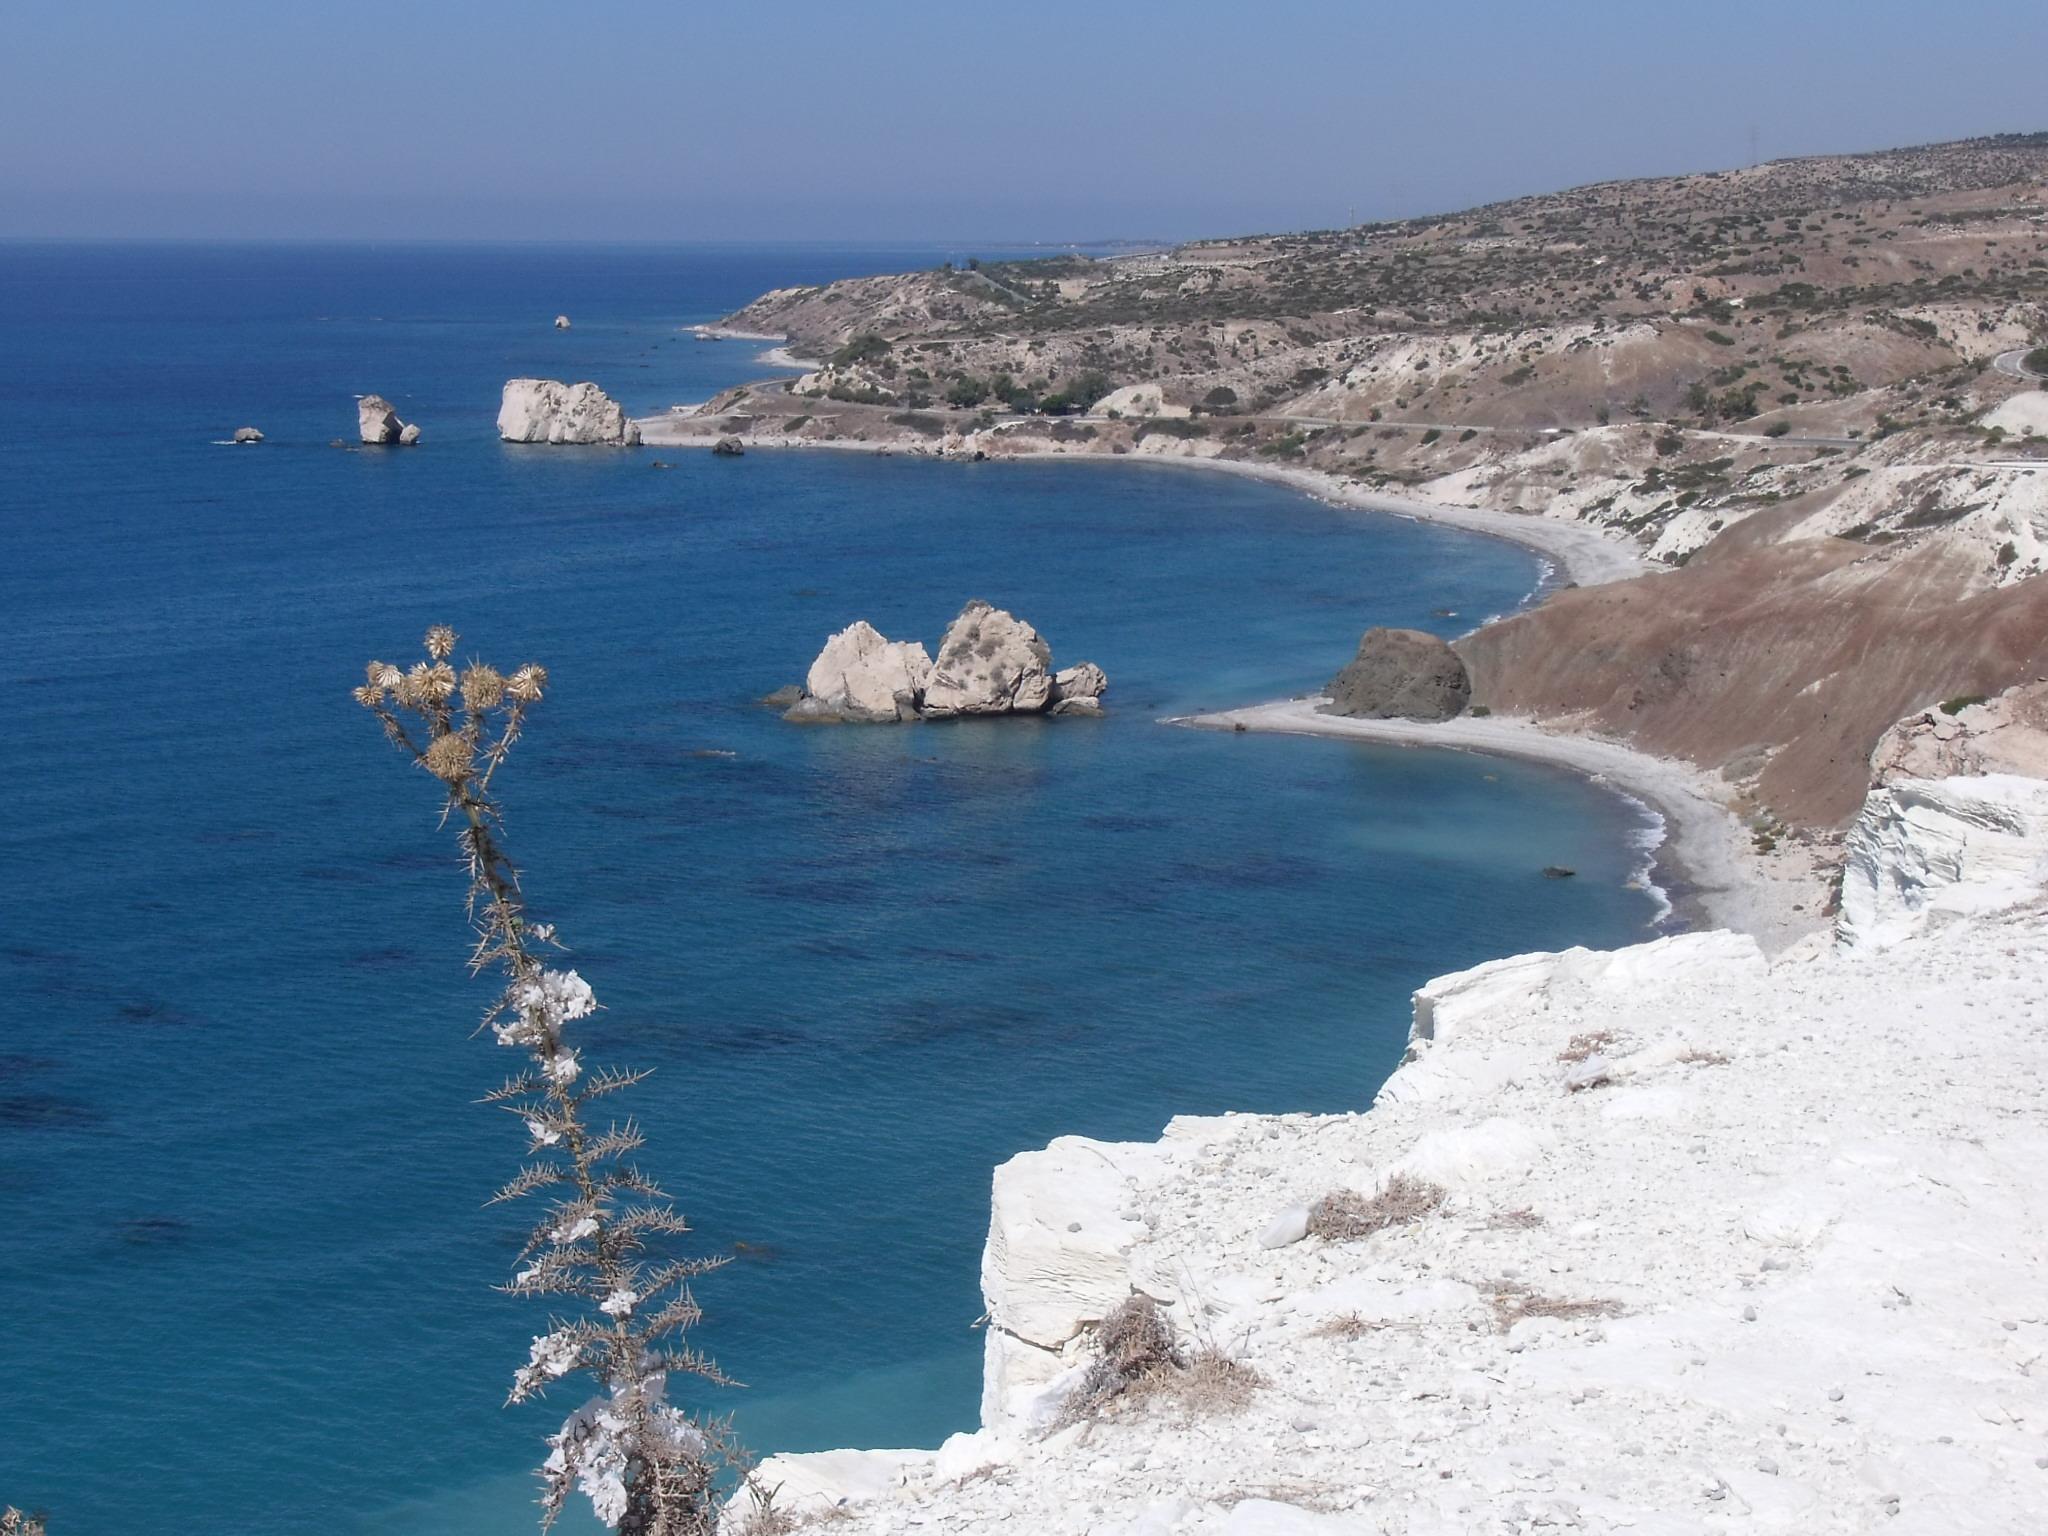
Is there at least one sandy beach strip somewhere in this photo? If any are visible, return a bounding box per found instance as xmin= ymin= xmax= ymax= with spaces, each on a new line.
xmin=1174 ymin=697 xmax=1829 ymax=952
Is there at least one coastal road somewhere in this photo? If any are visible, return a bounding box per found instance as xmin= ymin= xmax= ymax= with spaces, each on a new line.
xmin=1993 ymin=349 xmax=2043 ymax=381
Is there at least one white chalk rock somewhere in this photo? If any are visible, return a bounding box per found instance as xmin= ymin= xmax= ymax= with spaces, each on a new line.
xmin=1837 ymin=774 xmax=2048 ymax=951
xmin=802 ymin=621 xmax=933 ymax=723
xmin=496 ymin=378 xmax=641 ymax=445
xmin=1394 ymin=931 xmax=1764 ymax=1096
xmin=922 ymin=600 xmax=1055 ymax=717
xmin=983 ymin=1135 xmax=1152 ymax=1348
xmin=742 ymin=1448 xmax=931 ymax=1518
xmin=1388 ymin=1116 xmax=1554 ymax=1188
xmin=1259 ymin=1205 xmax=1311 ymax=1249
xmin=553 ymin=314 xmax=571 ymax=330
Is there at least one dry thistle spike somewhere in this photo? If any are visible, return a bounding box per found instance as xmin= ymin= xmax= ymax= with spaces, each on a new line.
xmin=356 ymin=628 xmax=743 ymax=1535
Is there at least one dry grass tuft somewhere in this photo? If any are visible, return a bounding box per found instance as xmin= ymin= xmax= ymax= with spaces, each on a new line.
xmin=1557 ymin=1029 xmax=1617 ymax=1064
xmin=1488 ymin=1281 xmax=1625 ymax=1332
xmin=1306 ymin=1174 xmax=1446 ymax=1241
xmin=1309 ymin=1311 xmax=1384 ymax=1341
xmin=1490 ymin=1207 xmax=1546 ymax=1230
xmin=1059 ymin=1295 xmax=1261 ymax=1426
xmin=1678 ymin=1047 xmax=1733 ymax=1067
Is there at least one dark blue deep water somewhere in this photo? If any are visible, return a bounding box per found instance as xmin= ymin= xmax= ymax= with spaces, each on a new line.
xmin=0 ymin=244 xmax=1658 ymax=1535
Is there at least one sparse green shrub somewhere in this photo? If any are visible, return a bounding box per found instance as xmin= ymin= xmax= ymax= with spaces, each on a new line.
xmin=1764 ymin=420 xmax=1791 ymax=437
xmin=945 ymin=376 xmax=990 ymax=408
xmin=1420 ymin=428 xmax=1441 ymax=445
xmin=1202 ymin=386 xmax=1239 ymax=410
xmin=355 ymin=628 xmax=744 ymax=1534
xmin=2024 ymin=346 xmax=2048 ymax=376
xmin=1704 ymin=330 xmax=1737 ymax=346
xmin=829 ymin=332 xmax=890 ymax=366
xmin=1939 ymin=694 xmax=1988 ymax=715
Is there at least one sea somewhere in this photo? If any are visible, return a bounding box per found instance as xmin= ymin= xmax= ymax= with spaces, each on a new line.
xmin=0 ymin=241 xmax=1662 ymax=1535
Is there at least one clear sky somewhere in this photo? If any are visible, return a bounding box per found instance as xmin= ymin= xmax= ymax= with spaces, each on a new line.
xmin=4 ymin=0 xmax=2043 ymax=243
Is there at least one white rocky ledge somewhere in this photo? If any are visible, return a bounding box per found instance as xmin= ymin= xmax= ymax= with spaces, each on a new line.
xmin=746 ymin=776 xmax=2048 ymax=1533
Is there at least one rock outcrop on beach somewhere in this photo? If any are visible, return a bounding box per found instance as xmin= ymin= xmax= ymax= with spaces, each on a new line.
xmin=357 ymin=395 xmax=419 ymax=445
xmin=232 ymin=426 xmax=263 ymax=444
xmin=496 ymin=379 xmax=640 ymax=446
xmin=779 ymin=602 xmax=1106 ymax=723
xmin=712 ymin=436 xmax=745 ymax=456
xmin=1322 ymin=627 xmax=1470 ymax=721
xmin=1870 ymin=681 xmax=2048 ymax=786
xmin=732 ymin=769 xmax=2048 ymax=1532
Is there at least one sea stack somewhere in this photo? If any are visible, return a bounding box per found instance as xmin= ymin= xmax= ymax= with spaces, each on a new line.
xmin=496 ymin=379 xmax=641 ymax=446
xmin=554 ymin=314 xmax=572 ymax=330
xmin=780 ymin=602 xmax=1107 ymax=723
xmin=1322 ymin=627 xmax=1470 ymax=721
xmin=358 ymin=395 xmax=420 ymax=446
xmin=232 ymin=426 xmax=264 ymax=444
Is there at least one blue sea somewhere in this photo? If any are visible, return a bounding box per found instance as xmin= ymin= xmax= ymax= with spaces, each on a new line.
xmin=0 ymin=242 xmax=1660 ymax=1535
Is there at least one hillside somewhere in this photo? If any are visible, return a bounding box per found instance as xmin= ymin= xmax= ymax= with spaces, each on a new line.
xmin=670 ymin=134 xmax=2048 ymax=836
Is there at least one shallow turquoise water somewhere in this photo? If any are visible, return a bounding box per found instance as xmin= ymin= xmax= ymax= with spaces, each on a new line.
xmin=0 ymin=244 xmax=1658 ymax=1535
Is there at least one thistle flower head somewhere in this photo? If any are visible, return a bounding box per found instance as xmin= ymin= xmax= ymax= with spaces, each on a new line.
xmin=507 ymin=663 xmax=549 ymax=703
xmin=352 ymin=683 xmax=384 ymax=708
xmin=424 ymin=731 xmax=475 ymax=783
xmin=425 ymin=624 xmax=458 ymax=660
xmin=461 ymin=664 xmax=506 ymax=712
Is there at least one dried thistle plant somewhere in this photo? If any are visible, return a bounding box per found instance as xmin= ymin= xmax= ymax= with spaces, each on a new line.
xmin=2 ymin=1508 xmax=48 ymax=1536
xmin=358 ymin=626 xmax=741 ymax=1534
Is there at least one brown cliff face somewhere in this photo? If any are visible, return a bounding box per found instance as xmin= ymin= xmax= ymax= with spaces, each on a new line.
xmin=1457 ymin=517 xmax=2048 ymax=827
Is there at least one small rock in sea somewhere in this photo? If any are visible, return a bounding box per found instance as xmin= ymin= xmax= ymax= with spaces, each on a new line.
xmin=232 ymin=426 xmax=264 ymax=444
xmin=329 ymin=438 xmax=348 ymax=449
xmin=712 ymin=436 xmax=746 ymax=456
xmin=1542 ymin=866 xmax=1577 ymax=879
xmin=650 ymin=460 xmax=669 ymax=469
xmin=398 ymin=422 xmax=422 ymax=445
xmin=554 ymin=314 xmax=572 ymax=330
xmin=358 ymin=393 xmax=420 ymax=445
xmin=1234 ymin=721 xmax=1248 ymax=733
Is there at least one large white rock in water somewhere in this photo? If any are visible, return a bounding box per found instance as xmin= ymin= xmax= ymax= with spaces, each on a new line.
xmin=1837 ymin=773 xmax=2048 ymax=951
xmin=357 ymin=394 xmax=416 ymax=445
xmin=800 ymin=621 xmax=933 ymax=723
xmin=1049 ymin=662 xmax=1108 ymax=714
xmin=496 ymin=379 xmax=641 ymax=446
xmin=922 ymin=601 xmax=1055 ymax=717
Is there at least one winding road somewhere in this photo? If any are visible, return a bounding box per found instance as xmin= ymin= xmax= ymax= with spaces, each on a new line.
xmin=1993 ymin=349 xmax=2044 ymax=381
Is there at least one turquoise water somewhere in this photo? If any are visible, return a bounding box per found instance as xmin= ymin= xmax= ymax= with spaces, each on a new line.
xmin=0 ymin=244 xmax=1659 ymax=1535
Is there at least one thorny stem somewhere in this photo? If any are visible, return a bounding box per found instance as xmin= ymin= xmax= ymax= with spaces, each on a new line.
xmin=357 ymin=631 xmax=741 ymax=1536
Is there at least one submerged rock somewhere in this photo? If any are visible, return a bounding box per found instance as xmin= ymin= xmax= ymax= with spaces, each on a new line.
xmin=358 ymin=394 xmax=419 ymax=445
xmin=231 ymin=426 xmax=264 ymax=444
xmin=1323 ymin=627 xmax=1470 ymax=721
xmin=497 ymin=378 xmax=641 ymax=446
xmin=758 ymin=685 xmax=805 ymax=711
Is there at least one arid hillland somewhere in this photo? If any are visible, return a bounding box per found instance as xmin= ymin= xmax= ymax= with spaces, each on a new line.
xmin=658 ymin=133 xmax=2048 ymax=846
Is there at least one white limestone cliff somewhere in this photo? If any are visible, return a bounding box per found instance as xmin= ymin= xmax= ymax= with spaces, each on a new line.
xmin=1837 ymin=772 xmax=2048 ymax=950
xmin=734 ymin=770 xmax=2048 ymax=1533
xmin=496 ymin=378 xmax=641 ymax=445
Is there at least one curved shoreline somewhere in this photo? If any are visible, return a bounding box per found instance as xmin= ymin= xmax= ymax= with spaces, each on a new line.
xmin=1174 ymin=697 xmax=1826 ymax=953
xmin=636 ymin=420 xmax=1817 ymax=943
